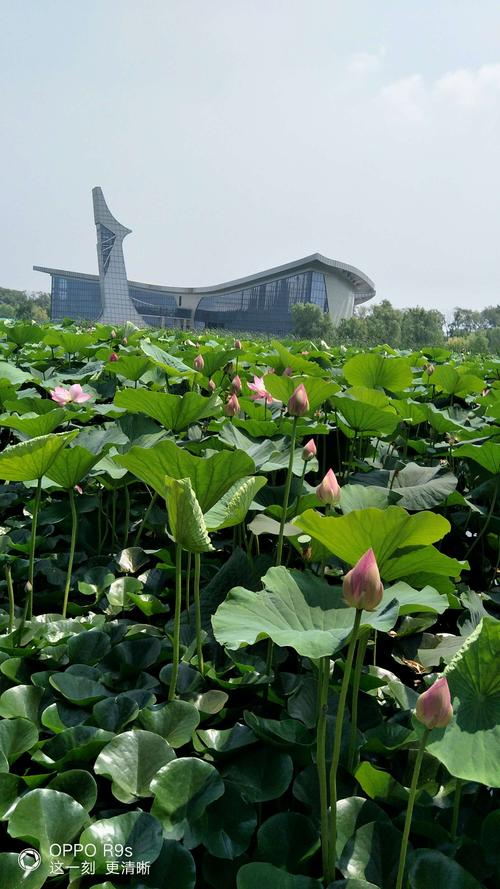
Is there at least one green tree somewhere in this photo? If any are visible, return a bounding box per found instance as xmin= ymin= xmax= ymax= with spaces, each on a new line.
xmin=466 ymin=331 xmax=489 ymax=354
xmin=364 ymin=300 xmax=402 ymax=347
xmin=291 ymin=303 xmax=334 ymax=341
xmin=486 ymin=327 xmax=500 ymax=354
xmin=400 ymin=306 xmax=445 ymax=349
xmin=449 ymin=308 xmax=482 ymax=337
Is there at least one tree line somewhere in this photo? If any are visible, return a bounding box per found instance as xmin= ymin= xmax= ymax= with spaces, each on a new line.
xmin=0 ymin=287 xmax=50 ymax=323
xmin=291 ymin=300 xmax=500 ymax=353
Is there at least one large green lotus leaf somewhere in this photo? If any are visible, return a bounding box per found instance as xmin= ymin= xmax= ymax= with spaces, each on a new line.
xmin=185 ymin=782 xmax=256 ymax=859
xmin=383 ymin=546 xmax=467 ymax=582
xmin=295 ymin=507 xmax=450 ymax=573
xmin=212 ymin=567 xmax=399 ymax=658
xmin=49 ymin=670 xmax=109 ymax=706
xmin=263 ymin=374 xmax=340 ymax=410
xmin=204 ymin=475 xmax=267 ymax=530
xmin=336 ymin=796 xmax=391 ymax=861
xmin=432 ymin=365 xmax=484 ymax=396
xmin=256 ymin=812 xmax=319 ymax=871
xmin=452 ymin=441 xmax=500 ymax=476
xmin=332 ymin=394 xmax=400 ymax=436
xmin=270 ymin=341 xmax=325 ymax=377
xmin=408 ymin=849 xmax=482 ymax=889
xmin=47 ymin=769 xmax=97 ymax=811
xmin=0 ymin=685 xmax=43 ymax=722
xmin=223 ymin=747 xmax=293 ymax=802
xmin=339 ymin=821 xmax=402 ymax=886
xmin=77 ymin=811 xmax=164 ymax=873
xmin=8 ymin=789 xmax=88 ymax=853
xmin=343 ymin=352 xmax=413 ymax=391
xmin=46 ymin=444 xmax=102 ymax=488
xmin=426 ymin=617 xmax=500 ymax=786
xmin=150 ymin=757 xmax=225 ymax=839
xmin=140 ymin=338 xmax=196 ymax=376
xmin=193 ymin=346 xmax=238 ymax=378
xmin=164 ymin=476 xmax=214 ymax=552
xmin=0 ymin=360 xmax=33 ymax=386
xmin=94 ymin=730 xmax=175 ymax=803
xmin=0 ymin=717 xmax=38 ymax=766
xmin=387 ymin=463 xmax=457 ymax=511
xmin=340 ymin=484 xmax=398 ymax=513
xmin=0 ymin=408 xmax=66 ymax=438
xmin=138 ymin=701 xmax=200 ymax=748
xmin=237 ymin=862 xmax=322 ymax=889
xmin=133 ymin=839 xmax=196 ymax=889
xmin=0 ymin=852 xmax=50 ymax=888
xmin=380 ymin=582 xmax=447 ymax=615
xmin=115 ymin=439 xmax=254 ymax=511
xmin=216 ymin=422 xmax=281 ymax=469
xmin=114 ymin=387 xmax=221 ymax=432
xmin=107 ymin=354 xmax=152 ymax=381
xmin=54 ymin=330 xmax=95 ymax=354
xmin=0 ymin=430 xmax=78 ymax=480
xmin=32 ymin=726 xmax=114 ymax=768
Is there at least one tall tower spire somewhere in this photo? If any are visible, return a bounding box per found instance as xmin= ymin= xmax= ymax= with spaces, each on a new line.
xmin=92 ymin=187 xmax=143 ymax=325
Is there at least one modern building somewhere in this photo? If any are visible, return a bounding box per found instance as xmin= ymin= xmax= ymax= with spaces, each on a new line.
xmin=35 ymin=188 xmax=375 ymax=333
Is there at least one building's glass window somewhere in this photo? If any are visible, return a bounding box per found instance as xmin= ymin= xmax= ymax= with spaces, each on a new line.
xmin=194 ymin=271 xmax=328 ymax=333
xmin=51 ymin=276 xmax=102 ymax=321
xmin=96 ymin=224 xmax=116 ymax=275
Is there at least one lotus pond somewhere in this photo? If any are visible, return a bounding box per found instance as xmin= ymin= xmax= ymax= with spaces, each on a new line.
xmin=0 ymin=322 xmax=498 ymax=889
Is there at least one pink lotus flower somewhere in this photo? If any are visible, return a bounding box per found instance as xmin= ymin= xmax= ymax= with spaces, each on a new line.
xmin=50 ymin=384 xmax=92 ymax=406
xmin=194 ymin=354 xmax=205 ymax=372
xmin=207 ymin=379 xmax=216 ymax=392
xmin=225 ymin=393 xmax=240 ymax=416
xmin=234 ymin=339 xmax=242 ymax=349
xmin=109 ymin=352 xmax=119 ymax=362
xmin=343 ymin=548 xmax=383 ymax=611
xmin=231 ymin=375 xmax=242 ymax=395
xmin=302 ymin=438 xmax=317 ymax=462
xmin=415 ymin=676 xmax=453 ymax=730
xmin=247 ymin=375 xmax=273 ymax=405
xmin=288 ymin=383 xmax=309 ymax=417
xmin=316 ymin=468 xmax=340 ymax=505
xmin=74 ymin=485 xmax=83 ymax=495
xmin=110 ymin=329 xmax=117 ymax=338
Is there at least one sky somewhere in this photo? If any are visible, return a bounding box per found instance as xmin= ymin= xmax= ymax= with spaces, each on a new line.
xmin=1 ymin=0 xmax=500 ymax=316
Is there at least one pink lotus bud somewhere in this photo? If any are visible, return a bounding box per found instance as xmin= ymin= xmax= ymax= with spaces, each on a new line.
xmin=74 ymin=485 xmax=83 ymax=495
xmin=302 ymin=438 xmax=317 ymax=461
xmin=283 ymin=367 xmax=293 ymax=377
xmin=109 ymin=352 xmax=119 ymax=362
xmin=415 ymin=676 xmax=453 ymax=730
xmin=234 ymin=339 xmax=242 ymax=349
xmin=426 ymin=363 xmax=435 ymax=376
xmin=110 ymin=329 xmax=116 ymax=339
xmin=194 ymin=354 xmax=205 ymax=372
xmin=288 ymin=383 xmax=309 ymax=417
xmin=225 ymin=393 xmax=240 ymax=416
xmin=231 ymin=375 xmax=242 ymax=395
xmin=122 ymin=337 xmax=128 ymax=345
xmin=207 ymin=379 xmax=216 ymax=392
xmin=342 ymin=548 xmax=384 ymax=611
xmin=316 ymin=468 xmax=340 ymax=505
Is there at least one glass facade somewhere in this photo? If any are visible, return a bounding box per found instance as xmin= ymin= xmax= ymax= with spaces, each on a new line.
xmin=51 ymin=276 xmax=102 ymax=321
xmin=194 ymin=270 xmax=327 ymax=334
xmin=97 ymin=224 xmax=116 ymax=275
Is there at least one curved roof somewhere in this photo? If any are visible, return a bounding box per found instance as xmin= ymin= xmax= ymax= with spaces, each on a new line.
xmin=34 ymin=253 xmax=375 ymax=305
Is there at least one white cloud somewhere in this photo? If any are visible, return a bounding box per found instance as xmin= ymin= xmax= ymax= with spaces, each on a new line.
xmin=378 ymin=74 xmax=427 ymax=123
xmin=434 ymin=63 xmax=500 ymax=107
xmin=348 ymin=48 xmax=385 ymax=76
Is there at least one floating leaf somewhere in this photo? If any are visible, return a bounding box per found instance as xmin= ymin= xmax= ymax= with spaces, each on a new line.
xmin=151 ymin=757 xmax=225 ymax=839
xmin=95 ymin=729 xmax=176 ymax=802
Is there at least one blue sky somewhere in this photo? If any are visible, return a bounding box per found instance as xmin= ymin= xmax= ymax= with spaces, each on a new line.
xmin=2 ymin=0 xmax=500 ymax=314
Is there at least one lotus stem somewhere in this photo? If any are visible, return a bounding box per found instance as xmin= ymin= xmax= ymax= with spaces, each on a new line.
xmin=348 ymin=629 xmax=369 ymax=772
xmin=276 ymin=415 xmax=298 ymax=566
xmin=194 ymin=552 xmax=204 ymax=674
xmin=395 ymin=727 xmax=431 ymax=889
xmin=465 ymin=480 xmax=498 ymax=559
xmin=5 ymin=565 xmax=14 ymax=633
xmin=185 ymin=551 xmax=192 ymax=620
xmin=123 ymin=483 xmax=130 ymax=548
xmin=326 ymin=608 xmax=363 ymax=883
xmin=27 ymin=477 xmax=42 ymax=620
xmin=62 ymin=488 xmax=78 ymax=619
xmin=168 ymin=542 xmax=183 ymax=702
xmin=133 ymin=491 xmax=158 ymax=546
xmin=450 ymin=777 xmax=463 ymax=841
xmin=317 ymin=656 xmax=330 ymax=879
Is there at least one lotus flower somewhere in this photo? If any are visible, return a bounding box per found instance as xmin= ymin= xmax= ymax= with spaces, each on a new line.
xmin=283 ymin=366 xmax=293 ymax=376
xmin=415 ymin=676 xmax=453 ymax=730
xmin=110 ymin=329 xmax=117 ymax=338
xmin=207 ymin=379 xmax=216 ymax=392
xmin=50 ymin=384 xmax=92 ymax=405
xmin=231 ymin=375 xmax=242 ymax=395
xmin=225 ymin=394 xmax=240 ymax=416
xmin=426 ymin=363 xmax=435 ymax=375
xmin=194 ymin=354 xmax=205 ymax=371
xmin=247 ymin=375 xmax=273 ymax=404
xmin=109 ymin=352 xmax=119 ymax=362
xmin=342 ymin=548 xmax=383 ymax=611
xmin=74 ymin=485 xmax=83 ymax=495
xmin=288 ymin=383 xmax=309 ymax=417
xmin=122 ymin=337 xmax=128 ymax=345
xmin=316 ymin=468 xmax=340 ymax=505
xmin=234 ymin=339 xmax=242 ymax=349
xmin=302 ymin=438 xmax=317 ymax=461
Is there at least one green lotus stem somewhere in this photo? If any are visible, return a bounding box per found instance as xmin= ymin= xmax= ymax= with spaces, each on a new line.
xmin=169 ymin=543 xmax=183 ymax=702
xmin=292 ymin=459 xmax=307 ymax=516
xmin=395 ymin=727 xmax=431 ymax=889
xmin=465 ymin=480 xmax=498 ymax=559
xmin=317 ymin=656 xmax=330 ymax=879
xmin=5 ymin=565 xmax=14 ymax=633
xmin=276 ymin=415 xmax=298 ymax=566
xmin=185 ymin=551 xmax=192 ymax=619
xmin=61 ymin=488 xmax=78 ymax=619
xmin=348 ymin=629 xmax=369 ymax=772
xmin=450 ymin=777 xmax=463 ymax=841
xmin=194 ymin=552 xmax=204 ymax=674
xmin=133 ymin=491 xmax=158 ymax=546
xmin=123 ymin=483 xmax=130 ymax=548
xmin=27 ymin=477 xmax=42 ymax=620
xmin=326 ymin=608 xmax=363 ymax=883
xmin=111 ymin=489 xmax=117 ymax=548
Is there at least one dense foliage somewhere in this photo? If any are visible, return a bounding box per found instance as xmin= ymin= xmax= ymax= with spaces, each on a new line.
xmin=0 ymin=320 xmax=498 ymax=889
xmin=0 ymin=288 xmax=50 ymax=323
